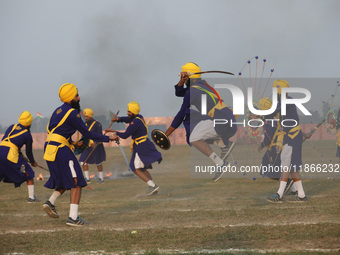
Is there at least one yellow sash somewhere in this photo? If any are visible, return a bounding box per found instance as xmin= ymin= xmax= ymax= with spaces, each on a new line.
xmin=86 ymin=121 xmax=96 ymax=147
xmin=43 ymin=108 xmax=75 ymax=161
xmin=130 ymin=117 xmax=148 ymax=152
xmin=268 ymin=114 xmax=283 ymax=152
xmin=337 ymin=130 xmax=340 ymax=147
xmin=0 ymin=124 xmax=28 ymax=163
xmin=192 ymin=85 xmax=233 ymax=118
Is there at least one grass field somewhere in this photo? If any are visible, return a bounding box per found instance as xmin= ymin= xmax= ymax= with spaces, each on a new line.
xmin=0 ymin=141 xmax=340 ymax=255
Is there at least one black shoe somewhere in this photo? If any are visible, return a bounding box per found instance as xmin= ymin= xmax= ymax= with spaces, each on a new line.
xmin=66 ymin=216 xmax=86 ymax=227
xmin=293 ymin=195 xmax=307 ymax=202
xmin=97 ymin=178 xmax=104 ymax=184
xmin=266 ymin=193 xmax=283 ymax=203
xmin=212 ymin=161 xmax=229 ymax=183
xmin=27 ymin=196 xmax=40 ymax=203
xmin=146 ymin=185 xmax=159 ymax=196
xmin=220 ymin=141 xmax=236 ymax=160
xmin=43 ymin=201 xmax=59 ymax=218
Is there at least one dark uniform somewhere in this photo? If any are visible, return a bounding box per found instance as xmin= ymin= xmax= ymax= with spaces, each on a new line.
xmin=44 ymin=103 xmax=110 ymax=190
xmin=0 ymin=124 xmax=35 ymax=187
xmin=79 ymin=119 xmax=106 ymax=165
xmin=260 ymin=115 xmax=282 ymax=179
xmin=171 ymin=79 xmax=237 ymax=145
xmin=116 ymin=114 xmax=162 ymax=171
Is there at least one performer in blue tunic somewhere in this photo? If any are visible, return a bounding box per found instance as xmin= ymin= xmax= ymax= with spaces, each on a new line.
xmin=165 ymin=62 xmax=237 ymax=182
xmin=0 ymin=111 xmax=40 ymax=202
xmin=106 ymin=101 xmax=162 ymax=195
xmin=257 ymin=98 xmax=299 ymax=195
xmin=42 ymin=83 xmax=116 ymax=227
xmin=266 ymin=80 xmax=311 ymax=203
xmin=79 ymin=108 xmax=106 ymax=183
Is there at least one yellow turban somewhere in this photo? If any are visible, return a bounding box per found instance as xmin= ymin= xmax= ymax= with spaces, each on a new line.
xmin=83 ymin=108 xmax=94 ymax=117
xmin=59 ymin=83 xmax=78 ymax=103
xmin=127 ymin=101 xmax=140 ymax=115
xmin=18 ymin=111 xmax=33 ymax=127
xmin=181 ymin=62 xmax=201 ymax=78
xmin=273 ymin=80 xmax=289 ymax=94
xmin=258 ymin=98 xmax=272 ymax=110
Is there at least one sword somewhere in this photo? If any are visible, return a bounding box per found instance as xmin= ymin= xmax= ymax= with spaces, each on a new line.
xmin=109 ymin=110 xmax=120 ymax=128
xmin=116 ymin=138 xmax=132 ymax=172
xmin=191 ymin=70 xmax=235 ymax=76
xmin=105 ymin=110 xmax=120 ymax=134
xmin=83 ymin=142 xmax=102 ymax=164
xmin=179 ymin=70 xmax=235 ymax=77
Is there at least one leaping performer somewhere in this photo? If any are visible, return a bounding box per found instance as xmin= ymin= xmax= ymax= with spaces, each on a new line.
xmin=106 ymin=101 xmax=162 ymax=196
xmin=42 ymin=83 xmax=116 ymax=227
xmin=164 ymin=62 xmax=237 ymax=182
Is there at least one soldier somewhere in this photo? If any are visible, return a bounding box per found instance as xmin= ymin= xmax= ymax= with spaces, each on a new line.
xmin=165 ymin=62 xmax=237 ymax=182
xmin=42 ymin=83 xmax=116 ymax=226
xmin=0 ymin=111 xmax=39 ymax=202
xmin=79 ymin=108 xmax=106 ymax=183
xmin=106 ymin=101 xmax=162 ymax=195
xmin=266 ymin=80 xmax=311 ymax=203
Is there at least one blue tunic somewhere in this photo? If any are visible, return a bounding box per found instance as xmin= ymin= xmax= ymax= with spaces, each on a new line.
xmin=44 ymin=103 xmax=110 ymax=190
xmin=116 ymin=114 xmax=162 ymax=172
xmin=272 ymin=96 xmax=303 ymax=171
xmin=171 ymin=79 xmax=237 ymax=145
xmin=260 ymin=119 xmax=281 ymax=178
xmin=79 ymin=119 xmax=106 ymax=164
xmin=0 ymin=124 xmax=35 ymax=187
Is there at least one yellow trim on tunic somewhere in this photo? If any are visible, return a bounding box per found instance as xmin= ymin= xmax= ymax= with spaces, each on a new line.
xmin=191 ymin=85 xmax=234 ymax=118
xmin=130 ymin=117 xmax=148 ymax=152
xmin=336 ymin=130 xmax=340 ymax=147
xmin=0 ymin=124 xmax=28 ymax=163
xmin=86 ymin=120 xmax=97 ymax=147
xmin=287 ymin=125 xmax=301 ymax=139
xmin=43 ymin=108 xmax=75 ymax=161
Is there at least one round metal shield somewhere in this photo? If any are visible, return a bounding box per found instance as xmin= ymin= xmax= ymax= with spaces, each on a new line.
xmin=151 ymin=129 xmax=171 ymax=150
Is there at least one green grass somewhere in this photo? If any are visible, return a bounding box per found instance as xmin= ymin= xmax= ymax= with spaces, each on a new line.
xmin=0 ymin=142 xmax=340 ymax=254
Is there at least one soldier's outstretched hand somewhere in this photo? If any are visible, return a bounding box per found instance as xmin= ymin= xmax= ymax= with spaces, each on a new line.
xmin=109 ymin=133 xmax=119 ymax=141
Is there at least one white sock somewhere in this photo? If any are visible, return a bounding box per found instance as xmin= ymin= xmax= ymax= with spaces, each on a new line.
xmin=84 ymin=171 xmax=90 ymax=179
xmin=291 ymin=183 xmax=297 ymax=192
xmin=69 ymin=204 xmax=79 ymax=220
xmin=49 ymin=191 xmax=61 ymax=205
xmin=294 ymin=180 xmax=306 ymax=198
xmin=147 ymin=180 xmax=155 ymax=187
xmin=209 ymin=152 xmax=223 ymax=166
xmin=98 ymin=171 xmax=104 ymax=180
xmin=28 ymin=185 xmax=34 ymax=199
xmin=277 ymin=181 xmax=287 ymax=198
